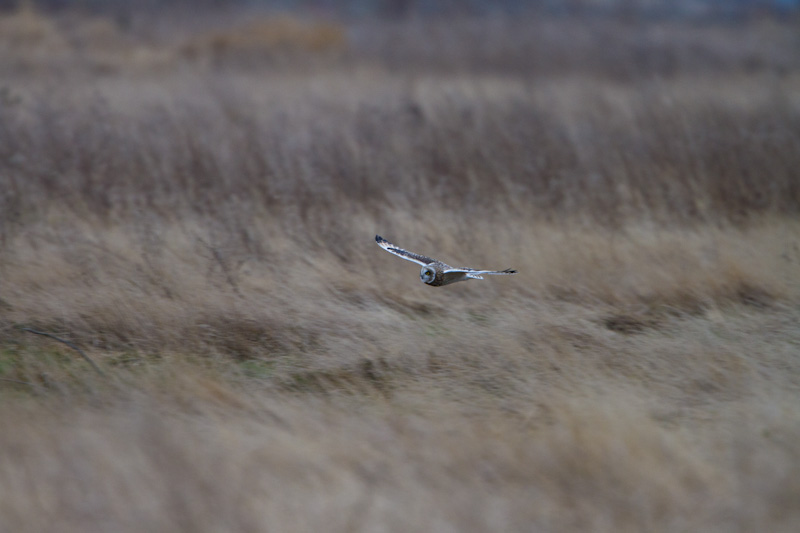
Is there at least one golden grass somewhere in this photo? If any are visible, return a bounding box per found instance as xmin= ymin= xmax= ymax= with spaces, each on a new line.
xmin=1 ymin=8 xmax=799 ymax=532
xmin=0 ymin=5 xmax=346 ymax=74
xmin=180 ymin=15 xmax=347 ymax=66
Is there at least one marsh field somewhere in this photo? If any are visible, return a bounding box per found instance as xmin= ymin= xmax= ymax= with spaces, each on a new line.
xmin=1 ymin=3 xmax=800 ymax=531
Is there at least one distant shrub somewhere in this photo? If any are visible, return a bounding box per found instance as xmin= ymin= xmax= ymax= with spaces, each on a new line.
xmin=0 ymin=3 xmax=137 ymax=73
xmin=0 ymin=2 xmax=67 ymax=54
xmin=180 ymin=16 xmax=347 ymax=65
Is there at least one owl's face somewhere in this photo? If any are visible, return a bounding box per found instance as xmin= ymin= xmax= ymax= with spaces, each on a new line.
xmin=420 ymin=265 xmax=437 ymax=284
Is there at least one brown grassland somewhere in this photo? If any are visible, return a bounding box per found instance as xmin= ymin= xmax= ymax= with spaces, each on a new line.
xmin=1 ymin=4 xmax=800 ymax=532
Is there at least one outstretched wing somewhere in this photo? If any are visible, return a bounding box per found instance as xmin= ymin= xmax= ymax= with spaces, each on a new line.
xmin=443 ymin=268 xmax=517 ymax=276
xmin=375 ymin=235 xmax=437 ymax=266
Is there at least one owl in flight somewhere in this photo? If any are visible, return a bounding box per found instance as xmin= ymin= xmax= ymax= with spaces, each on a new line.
xmin=376 ymin=235 xmax=517 ymax=287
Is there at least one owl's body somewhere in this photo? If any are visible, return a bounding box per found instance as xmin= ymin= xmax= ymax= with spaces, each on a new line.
xmin=422 ymin=261 xmax=461 ymax=287
xmin=375 ymin=235 xmax=517 ymax=287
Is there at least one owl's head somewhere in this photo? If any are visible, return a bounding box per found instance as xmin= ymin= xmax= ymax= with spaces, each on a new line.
xmin=420 ymin=265 xmax=436 ymax=284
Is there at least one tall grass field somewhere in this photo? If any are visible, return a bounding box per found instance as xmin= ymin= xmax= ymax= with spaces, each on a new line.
xmin=1 ymin=3 xmax=799 ymax=531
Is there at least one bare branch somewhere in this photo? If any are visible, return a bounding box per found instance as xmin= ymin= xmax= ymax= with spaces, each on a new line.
xmin=0 ymin=377 xmax=36 ymax=387
xmin=19 ymin=328 xmax=105 ymax=377
xmin=197 ymin=236 xmax=243 ymax=297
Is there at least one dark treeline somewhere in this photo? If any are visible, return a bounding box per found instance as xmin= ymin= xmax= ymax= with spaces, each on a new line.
xmin=2 ymin=0 xmax=799 ymax=19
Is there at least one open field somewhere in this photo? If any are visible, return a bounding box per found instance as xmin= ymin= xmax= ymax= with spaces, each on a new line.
xmin=1 ymin=4 xmax=800 ymax=532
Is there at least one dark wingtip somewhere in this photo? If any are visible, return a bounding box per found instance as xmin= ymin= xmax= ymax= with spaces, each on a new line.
xmin=506 ymin=269 xmax=518 ymax=274
xmin=375 ymin=235 xmax=384 ymax=243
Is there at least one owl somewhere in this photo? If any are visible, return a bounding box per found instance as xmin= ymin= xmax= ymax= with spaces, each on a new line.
xmin=376 ymin=235 xmax=517 ymax=286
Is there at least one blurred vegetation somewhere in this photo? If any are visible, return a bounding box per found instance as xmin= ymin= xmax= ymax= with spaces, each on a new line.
xmin=0 ymin=2 xmax=799 ymax=531
xmin=3 ymin=0 xmax=800 ymax=19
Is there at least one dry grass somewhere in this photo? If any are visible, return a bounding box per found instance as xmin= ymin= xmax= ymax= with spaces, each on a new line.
xmin=180 ymin=15 xmax=347 ymax=67
xmin=1 ymin=7 xmax=800 ymax=532
xmin=0 ymin=4 xmax=347 ymax=74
